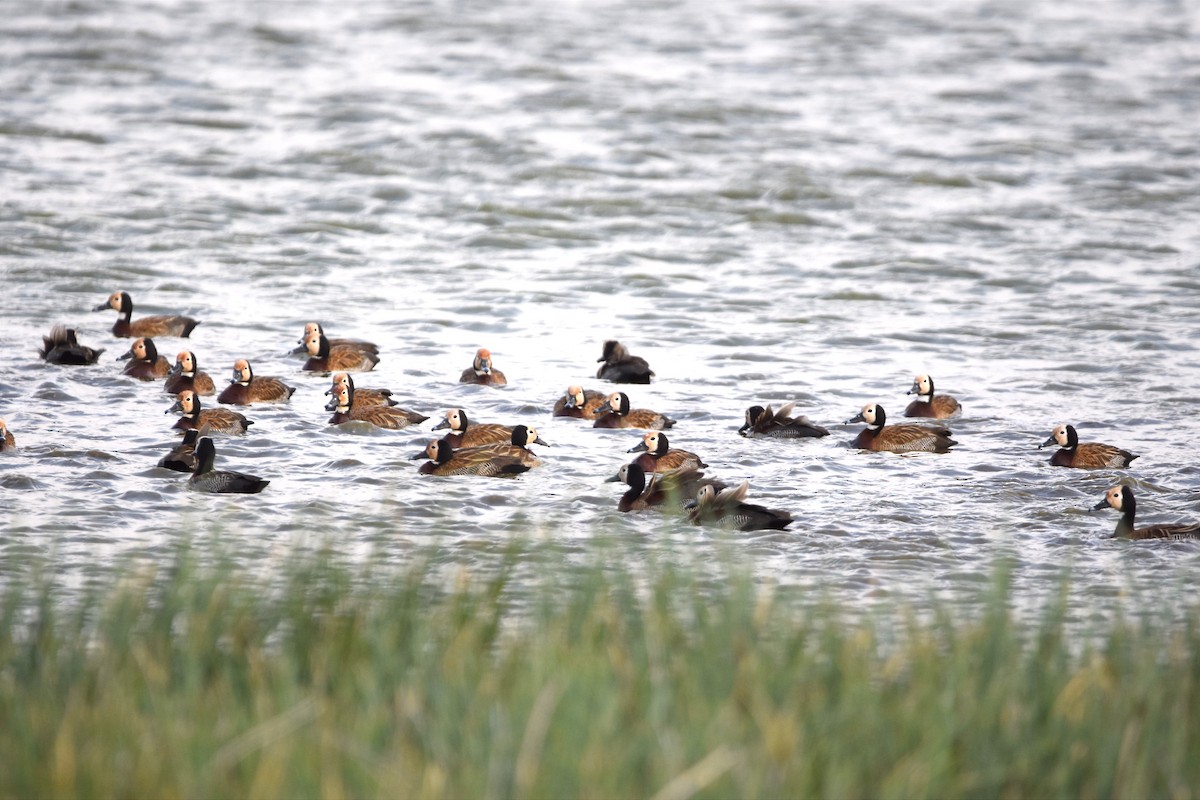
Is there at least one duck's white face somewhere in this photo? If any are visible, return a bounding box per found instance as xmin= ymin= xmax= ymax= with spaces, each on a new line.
xmin=0 ymin=418 xmax=7 ymax=437
xmin=695 ymin=484 xmax=717 ymax=505
xmin=567 ymin=385 xmax=584 ymax=405
xmin=233 ymin=359 xmax=252 ymax=383
xmin=177 ymin=351 xmax=196 ymax=372
xmin=304 ymin=332 xmax=322 ymax=356
xmin=179 ymin=391 xmax=198 ymax=414
xmin=131 ymin=338 xmax=149 ymax=360
xmin=106 ymin=291 xmax=122 ymax=310
xmin=474 ymin=348 xmax=492 ymax=373
xmin=1103 ymin=486 xmax=1124 ymax=511
xmin=522 ymin=427 xmax=540 ymax=448
xmin=913 ymin=375 xmax=932 ymax=395
xmin=1051 ymin=424 xmax=1069 ymax=447
xmin=426 ymin=440 xmax=442 ymax=460
xmin=444 ymin=409 xmax=465 ymax=431
xmin=861 ymin=403 xmax=879 ymax=426
xmin=303 ymin=322 xmax=321 ymax=339
xmin=643 ymin=432 xmax=661 ymax=452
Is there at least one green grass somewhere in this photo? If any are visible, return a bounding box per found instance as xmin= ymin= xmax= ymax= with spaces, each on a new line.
xmin=1 ymin=542 xmax=1198 ymax=799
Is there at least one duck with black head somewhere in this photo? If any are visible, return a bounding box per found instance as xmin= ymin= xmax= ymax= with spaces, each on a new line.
xmin=739 ymin=402 xmax=829 ymax=439
xmin=1040 ymin=424 xmax=1137 ymax=469
xmin=845 ymin=403 xmax=957 ymax=453
xmin=302 ymin=331 xmax=379 ymax=373
xmin=218 ymin=359 xmax=296 ymax=405
xmin=164 ymin=351 xmax=216 ymax=396
xmin=117 ymin=337 xmax=172 ymax=380
xmin=596 ymin=340 xmax=654 ymax=384
xmin=593 ymin=392 xmax=675 ymax=430
xmin=188 ymin=437 xmax=269 ymax=494
xmin=93 ymin=290 xmax=198 ymax=338
xmin=167 ymin=390 xmax=253 ymax=434
xmin=459 ymin=348 xmax=507 ymax=386
xmin=39 ymin=325 xmax=105 ymax=365
xmin=904 ymin=374 xmax=961 ymax=419
xmin=1093 ymin=485 xmax=1200 ymax=540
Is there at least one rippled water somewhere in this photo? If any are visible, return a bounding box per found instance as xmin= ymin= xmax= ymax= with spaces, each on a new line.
xmin=2 ymin=0 xmax=1199 ymax=620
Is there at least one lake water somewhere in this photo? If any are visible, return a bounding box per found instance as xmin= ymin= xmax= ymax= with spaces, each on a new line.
xmin=2 ymin=0 xmax=1199 ymax=623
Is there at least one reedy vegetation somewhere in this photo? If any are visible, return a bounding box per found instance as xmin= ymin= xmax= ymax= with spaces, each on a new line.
xmin=1 ymin=544 xmax=1198 ymax=799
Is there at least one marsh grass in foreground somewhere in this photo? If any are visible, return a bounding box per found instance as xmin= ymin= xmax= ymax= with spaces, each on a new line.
xmin=2 ymin=542 xmax=1199 ymax=799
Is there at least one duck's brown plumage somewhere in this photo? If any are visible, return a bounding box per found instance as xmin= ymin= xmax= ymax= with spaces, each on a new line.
xmin=167 ymin=390 xmax=253 ymax=434
xmin=431 ymin=408 xmax=513 ymax=448
xmin=411 ymin=426 xmax=546 ymax=477
xmin=0 ymin=418 xmax=15 ymax=451
xmin=607 ymin=462 xmax=724 ymax=513
xmin=596 ymin=340 xmax=654 ymax=384
xmin=553 ymin=385 xmax=608 ymax=418
xmin=94 ymin=291 xmax=198 ymax=338
xmin=164 ymin=351 xmax=216 ymax=396
xmin=846 ymin=403 xmax=956 ymax=453
xmin=593 ymin=392 xmax=675 ymax=430
xmin=291 ymin=322 xmax=379 ymax=357
xmin=1093 ymin=485 xmax=1200 ymax=540
xmin=1040 ymin=424 xmax=1137 ymax=469
xmin=739 ymin=402 xmax=829 ymax=439
xmin=904 ymin=374 xmax=961 ymax=419
xmin=39 ymin=325 xmax=105 ymax=365
xmin=302 ymin=332 xmax=379 ymax=373
xmin=686 ymin=482 xmax=794 ymax=531
xmin=459 ymin=347 xmax=507 ymax=386
xmin=325 ymin=382 xmax=428 ymax=429
xmin=325 ymin=372 xmax=395 ymax=408
xmin=118 ymin=337 xmax=172 ymax=380
xmin=158 ymin=428 xmax=200 ymax=472
xmin=627 ymin=431 xmax=706 ymax=474
xmin=218 ymin=359 xmax=296 ymax=405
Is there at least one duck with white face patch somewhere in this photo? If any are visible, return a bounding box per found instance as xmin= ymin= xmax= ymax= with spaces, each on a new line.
xmin=845 ymin=403 xmax=957 ymax=454
xmin=1040 ymin=424 xmax=1137 ymax=469
xmin=904 ymin=374 xmax=961 ymax=419
xmin=1093 ymin=485 xmax=1199 ymax=540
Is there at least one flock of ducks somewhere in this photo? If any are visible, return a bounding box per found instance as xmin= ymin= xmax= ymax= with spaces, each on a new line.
xmin=10 ymin=290 xmax=1199 ymax=538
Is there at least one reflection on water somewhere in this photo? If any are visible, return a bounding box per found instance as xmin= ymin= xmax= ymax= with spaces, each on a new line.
xmin=2 ymin=0 xmax=1199 ymax=622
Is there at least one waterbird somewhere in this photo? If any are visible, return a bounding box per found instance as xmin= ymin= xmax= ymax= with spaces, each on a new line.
xmin=1040 ymin=424 xmax=1137 ymax=469
xmin=593 ymin=392 xmax=675 ymax=430
xmin=738 ymin=402 xmax=829 ymax=439
xmin=596 ymin=340 xmax=654 ymax=384
xmin=845 ymin=403 xmax=956 ymax=453
xmin=93 ymin=290 xmax=198 ymax=338
xmin=904 ymin=374 xmax=961 ymax=419
xmin=1092 ymin=485 xmax=1200 ymax=540
xmin=459 ymin=347 xmax=507 ymax=386
xmin=39 ymin=325 xmax=104 ymax=365
xmin=167 ymin=389 xmax=253 ymax=434
xmin=189 ymin=436 xmax=269 ymax=494
xmin=117 ymin=337 xmax=171 ymax=380
xmin=218 ymin=359 xmax=296 ymax=405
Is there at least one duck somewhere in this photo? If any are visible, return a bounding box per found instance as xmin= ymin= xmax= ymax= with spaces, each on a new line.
xmin=686 ymin=482 xmax=794 ymax=531
xmin=117 ymin=337 xmax=172 ymax=380
xmin=459 ymin=348 xmax=507 ymax=386
xmin=1092 ymin=485 xmax=1200 ymax=540
xmin=290 ymin=322 xmax=379 ymax=356
xmin=324 ymin=372 xmax=396 ymax=408
xmin=157 ymin=428 xmax=200 ymax=472
xmin=904 ymin=374 xmax=961 ymax=419
xmin=0 ymin=418 xmax=14 ymax=451
xmin=627 ymin=431 xmax=706 ymax=473
xmin=595 ymin=340 xmax=654 ymax=384
xmin=410 ymin=426 xmax=547 ymax=477
xmin=302 ymin=331 xmax=379 ymax=373
xmin=1040 ymin=424 xmax=1137 ymax=469
xmin=189 ymin=437 xmax=269 ymax=494
xmin=738 ymin=403 xmax=829 ymax=439
xmin=845 ymin=403 xmax=957 ymax=453
xmin=217 ymin=359 xmax=296 ymax=405
xmin=431 ymin=408 xmax=513 ymax=448
xmin=325 ymin=381 xmax=428 ymax=429
xmin=606 ymin=462 xmax=725 ymax=512
xmin=167 ymin=390 xmax=253 ymax=434
xmin=553 ymin=385 xmax=608 ymax=418
xmin=93 ymin=290 xmax=198 ymax=338
xmin=164 ymin=350 xmax=216 ymax=396
xmin=593 ymin=392 xmax=675 ymax=430
xmin=39 ymin=325 xmax=104 ymax=365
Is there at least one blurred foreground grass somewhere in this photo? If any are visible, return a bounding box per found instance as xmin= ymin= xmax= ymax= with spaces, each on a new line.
xmin=2 ymin=541 xmax=1198 ymax=799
